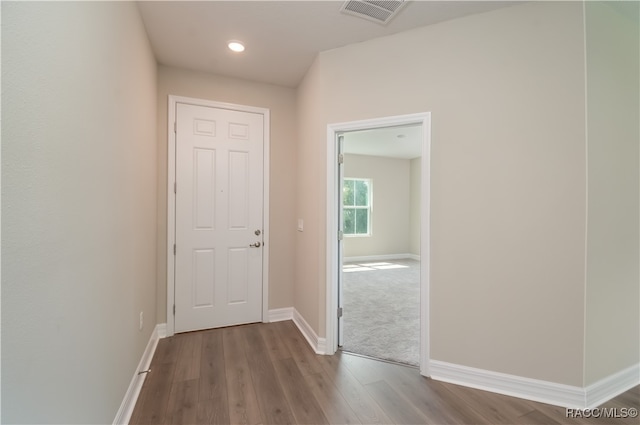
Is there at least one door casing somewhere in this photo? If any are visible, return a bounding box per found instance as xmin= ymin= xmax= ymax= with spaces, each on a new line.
xmin=167 ymin=95 xmax=270 ymax=337
xmin=326 ymin=112 xmax=431 ymax=377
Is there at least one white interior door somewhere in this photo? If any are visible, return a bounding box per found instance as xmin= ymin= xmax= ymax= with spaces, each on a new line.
xmin=175 ymin=102 xmax=264 ymax=333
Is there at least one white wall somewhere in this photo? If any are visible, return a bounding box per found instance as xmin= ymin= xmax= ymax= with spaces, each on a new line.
xmin=584 ymin=1 xmax=640 ymax=386
xmin=343 ymin=154 xmax=411 ymax=258
xmin=296 ymin=1 xmax=587 ymax=385
xmin=2 ymin=2 xmax=157 ymax=423
xmin=155 ymin=66 xmax=297 ymax=323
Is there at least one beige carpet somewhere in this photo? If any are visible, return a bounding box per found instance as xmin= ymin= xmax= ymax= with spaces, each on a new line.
xmin=341 ymin=258 xmax=420 ymax=366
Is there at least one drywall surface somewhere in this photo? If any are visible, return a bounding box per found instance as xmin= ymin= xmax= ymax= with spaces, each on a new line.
xmin=295 ymin=55 xmax=327 ymax=335
xmin=584 ymin=1 xmax=640 ymax=386
xmin=343 ymin=154 xmax=411 ymax=258
xmin=296 ymin=1 xmax=587 ymax=385
xmin=410 ymin=158 xmax=422 ymax=256
xmin=2 ymin=2 xmax=157 ymax=423
xmin=156 ymin=66 xmax=297 ymax=322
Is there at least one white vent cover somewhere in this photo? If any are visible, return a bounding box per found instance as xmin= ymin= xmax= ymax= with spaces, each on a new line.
xmin=341 ymin=0 xmax=407 ymax=25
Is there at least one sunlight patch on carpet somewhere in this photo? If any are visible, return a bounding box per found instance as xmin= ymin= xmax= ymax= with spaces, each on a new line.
xmin=341 ymin=258 xmax=420 ymax=366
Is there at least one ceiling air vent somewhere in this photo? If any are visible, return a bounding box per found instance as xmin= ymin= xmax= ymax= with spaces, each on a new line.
xmin=341 ymin=0 xmax=407 ymax=25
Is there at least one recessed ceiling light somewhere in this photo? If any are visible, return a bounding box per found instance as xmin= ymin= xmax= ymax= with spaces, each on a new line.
xmin=228 ymin=41 xmax=245 ymax=52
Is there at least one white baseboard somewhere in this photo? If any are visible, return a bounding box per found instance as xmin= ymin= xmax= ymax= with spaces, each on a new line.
xmin=156 ymin=323 xmax=167 ymax=339
xmin=292 ymin=308 xmax=327 ymax=355
xmin=267 ymin=307 xmax=294 ymax=322
xmin=430 ymin=360 xmax=586 ymax=409
xmin=112 ymin=324 xmax=165 ymax=425
xmin=268 ymin=307 xmax=326 ymax=354
xmin=113 ymin=317 xmax=637 ymax=419
xmin=585 ymin=363 xmax=640 ymax=409
xmin=344 ymin=253 xmax=420 ymax=263
xmin=430 ymin=360 xmax=640 ymax=409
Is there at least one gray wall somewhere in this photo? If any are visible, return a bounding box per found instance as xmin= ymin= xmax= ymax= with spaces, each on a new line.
xmin=343 ymin=154 xmax=411 ymax=258
xmin=584 ymin=1 xmax=640 ymax=386
xmin=296 ymin=0 xmax=639 ymax=389
xmin=410 ymin=158 xmax=421 ymax=256
xmin=155 ymin=65 xmax=298 ymax=323
xmin=296 ymin=1 xmax=588 ymax=385
xmin=2 ymin=2 xmax=158 ymax=423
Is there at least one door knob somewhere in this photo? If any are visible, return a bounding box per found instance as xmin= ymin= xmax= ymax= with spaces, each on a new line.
xmin=250 ymin=242 xmax=261 ymax=248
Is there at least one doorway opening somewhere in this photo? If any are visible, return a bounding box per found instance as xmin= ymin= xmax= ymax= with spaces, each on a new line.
xmin=326 ymin=113 xmax=431 ymax=377
xmin=340 ymin=124 xmax=422 ymax=365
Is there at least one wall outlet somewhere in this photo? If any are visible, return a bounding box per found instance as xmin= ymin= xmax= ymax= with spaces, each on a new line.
xmin=139 ymin=311 xmax=143 ymax=331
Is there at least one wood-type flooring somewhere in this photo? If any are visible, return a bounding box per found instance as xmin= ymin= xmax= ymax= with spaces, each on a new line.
xmin=130 ymin=321 xmax=639 ymax=424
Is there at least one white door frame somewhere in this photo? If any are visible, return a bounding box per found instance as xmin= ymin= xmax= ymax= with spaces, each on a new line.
xmin=166 ymin=95 xmax=270 ymax=337
xmin=325 ymin=112 xmax=431 ymax=377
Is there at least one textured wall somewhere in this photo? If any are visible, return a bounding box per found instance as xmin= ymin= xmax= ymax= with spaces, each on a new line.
xmin=295 ymin=1 xmax=587 ymax=385
xmin=295 ymin=56 xmax=326 ymax=334
xmin=584 ymin=1 xmax=640 ymax=386
xmin=410 ymin=158 xmax=422 ymax=256
xmin=343 ymin=154 xmax=411 ymax=258
xmin=2 ymin=2 xmax=158 ymax=422
xmin=156 ymin=66 xmax=297 ymax=323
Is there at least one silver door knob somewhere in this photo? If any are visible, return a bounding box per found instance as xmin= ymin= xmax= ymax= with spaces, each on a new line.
xmin=250 ymin=242 xmax=261 ymax=248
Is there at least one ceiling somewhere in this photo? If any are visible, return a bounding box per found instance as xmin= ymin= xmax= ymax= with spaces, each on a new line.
xmin=137 ymin=1 xmax=517 ymax=88
xmin=343 ymin=124 xmax=422 ymax=159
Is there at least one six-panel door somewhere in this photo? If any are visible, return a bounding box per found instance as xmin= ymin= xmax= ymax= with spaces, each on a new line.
xmin=175 ymin=102 xmax=264 ymax=333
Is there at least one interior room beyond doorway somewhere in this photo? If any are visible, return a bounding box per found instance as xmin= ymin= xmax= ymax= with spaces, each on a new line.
xmin=339 ymin=124 xmax=422 ymax=366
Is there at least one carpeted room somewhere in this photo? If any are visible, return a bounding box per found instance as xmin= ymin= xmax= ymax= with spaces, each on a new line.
xmin=339 ymin=126 xmax=423 ymax=366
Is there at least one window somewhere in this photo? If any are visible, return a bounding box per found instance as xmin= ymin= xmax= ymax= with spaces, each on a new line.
xmin=343 ymin=178 xmax=371 ymax=236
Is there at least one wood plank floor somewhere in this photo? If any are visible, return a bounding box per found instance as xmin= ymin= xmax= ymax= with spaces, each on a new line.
xmin=130 ymin=321 xmax=639 ymax=424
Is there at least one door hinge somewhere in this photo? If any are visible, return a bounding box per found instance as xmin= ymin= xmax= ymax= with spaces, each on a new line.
xmin=173 ymin=304 xmax=176 ymax=316
xmin=337 ymin=307 xmax=343 ymax=318
xmin=173 ymin=244 xmax=176 ymax=255
xmin=338 ymin=230 xmax=344 ymax=241
xmin=338 ymin=153 xmax=344 ymax=164
xmin=174 ymin=121 xmax=177 ymax=133
xmin=174 ymin=182 xmax=177 ymax=194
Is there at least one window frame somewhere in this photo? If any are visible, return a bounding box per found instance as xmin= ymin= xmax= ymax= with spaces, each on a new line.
xmin=342 ymin=177 xmax=372 ymax=237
